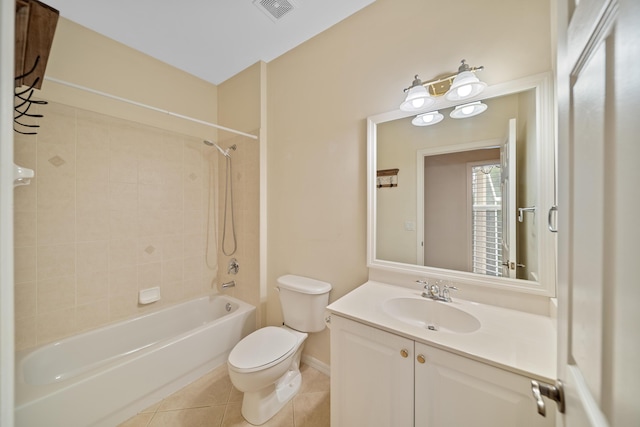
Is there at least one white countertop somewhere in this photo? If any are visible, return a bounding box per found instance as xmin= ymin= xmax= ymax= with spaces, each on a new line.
xmin=327 ymin=280 xmax=557 ymax=382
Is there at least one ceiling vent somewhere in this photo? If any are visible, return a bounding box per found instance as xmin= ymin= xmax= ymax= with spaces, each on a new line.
xmin=253 ymin=0 xmax=298 ymax=22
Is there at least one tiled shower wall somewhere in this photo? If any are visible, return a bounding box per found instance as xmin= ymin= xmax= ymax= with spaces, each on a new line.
xmin=13 ymin=102 xmax=231 ymax=351
xmin=212 ymin=133 xmax=260 ymax=313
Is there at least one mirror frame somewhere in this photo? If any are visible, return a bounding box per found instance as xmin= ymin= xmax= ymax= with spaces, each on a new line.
xmin=367 ymin=72 xmax=556 ymax=296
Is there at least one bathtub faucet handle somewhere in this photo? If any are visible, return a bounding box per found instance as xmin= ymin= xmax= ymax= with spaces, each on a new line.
xmin=228 ymin=258 xmax=239 ymax=275
xmin=222 ymin=280 xmax=236 ymax=289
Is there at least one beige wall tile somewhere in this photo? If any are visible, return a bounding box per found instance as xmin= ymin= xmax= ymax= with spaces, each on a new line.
xmin=184 ymin=209 xmax=204 ymax=236
xmin=161 ymin=281 xmax=183 ymax=304
xmin=183 ymin=234 xmax=205 ymax=258
xmin=77 ymin=271 xmax=108 ymax=304
xmin=14 ymin=134 xmax=37 ymax=169
xmin=162 ymin=209 xmax=184 ymax=235
xmin=76 ymin=241 xmax=109 ymax=273
xmin=76 ymin=300 xmax=109 ymax=331
xmin=109 ymin=266 xmax=138 ymax=296
xmin=109 ymin=130 xmax=139 ymax=184
xmin=15 ymin=316 xmax=37 ymax=351
xmin=37 ymin=243 xmax=76 ymax=280
xmin=183 ymin=256 xmax=203 ymax=281
xmin=37 ymin=208 xmax=75 ymax=245
xmin=77 ymin=179 xmax=109 ymax=212
xmin=109 ymin=239 xmax=137 ymax=269
xmin=14 ymin=211 xmax=37 ymax=248
xmin=162 ymin=235 xmax=184 ymax=261
xmin=15 ymin=281 xmax=37 ymax=320
xmin=109 ymin=292 xmax=138 ymax=321
xmin=38 ymin=104 xmax=76 ymax=146
xmin=138 ymin=262 xmax=162 ymax=290
xmin=14 ymin=178 xmax=37 ymax=212
xmin=76 ymin=110 xmax=109 ymax=171
xmin=15 ymin=246 xmax=37 ymax=284
xmin=37 ymin=307 xmax=76 ymax=344
xmin=162 ymin=258 xmax=183 ymax=284
xmin=77 ymin=210 xmax=110 ymax=241
xmin=109 ymin=182 xmax=138 ymax=211
xmin=183 ymin=278 xmax=202 ymax=299
xmin=36 ymin=142 xmax=76 ymax=181
xmin=37 ymin=177 xmax=75 ymax=212
xmin=138 ymin=184 xmax=163 ymax=212
xmin=37 ymin=275 xmax=76 ymax=314
xmin=110 ymin=210 xmax=138 ymax=239
xmin=137 ymin=237 xmax=163 ymax=265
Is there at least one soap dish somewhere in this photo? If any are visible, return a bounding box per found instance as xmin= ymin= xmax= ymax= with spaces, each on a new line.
xmin=139 ymin=287 xmax=161 ymax=304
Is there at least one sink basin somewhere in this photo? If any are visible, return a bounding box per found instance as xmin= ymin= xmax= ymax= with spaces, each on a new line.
xmin=382 ymin=298 xmax=481 ymax=333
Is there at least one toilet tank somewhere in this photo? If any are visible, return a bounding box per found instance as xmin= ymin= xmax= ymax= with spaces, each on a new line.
xmin=277 ymin=275 xmax=332 ymax=333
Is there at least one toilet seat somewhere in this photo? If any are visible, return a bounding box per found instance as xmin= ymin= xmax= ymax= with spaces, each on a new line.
xmin=228 ymin=327 xmax=297 ymax=373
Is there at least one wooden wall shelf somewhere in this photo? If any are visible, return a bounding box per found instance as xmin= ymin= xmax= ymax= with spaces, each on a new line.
xmin=15 ymin=0 xmax=59 ymax=89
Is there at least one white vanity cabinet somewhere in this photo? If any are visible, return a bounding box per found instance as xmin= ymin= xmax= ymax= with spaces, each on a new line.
xmin=331 ymin=314 xmax=554 ymax=427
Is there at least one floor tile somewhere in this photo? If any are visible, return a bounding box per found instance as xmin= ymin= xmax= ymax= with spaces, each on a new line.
xmin=118 ymin=363 xmax=329 ymax=427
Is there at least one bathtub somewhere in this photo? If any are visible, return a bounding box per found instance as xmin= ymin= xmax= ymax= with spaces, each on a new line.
xmin=15 ymin=294 xmax=256 ymax=427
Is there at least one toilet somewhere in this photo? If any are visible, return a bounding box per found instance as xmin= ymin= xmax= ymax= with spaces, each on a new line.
xmin=227 ymin=274 xmax=331 ymax=425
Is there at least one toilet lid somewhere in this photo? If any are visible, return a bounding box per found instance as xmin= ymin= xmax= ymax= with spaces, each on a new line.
xmin=228 ymin=327 xmax=297 ymax=370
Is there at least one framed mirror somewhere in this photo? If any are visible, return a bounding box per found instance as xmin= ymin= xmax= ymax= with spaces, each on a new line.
xmin=367 ymin=73 xmax=556 ymax=296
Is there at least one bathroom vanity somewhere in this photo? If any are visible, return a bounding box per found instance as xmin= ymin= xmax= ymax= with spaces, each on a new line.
xmin=327 ymin=281 xmax=556 ymax=427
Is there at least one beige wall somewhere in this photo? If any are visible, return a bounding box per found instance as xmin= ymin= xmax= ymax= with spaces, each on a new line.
xmin=13 ymin=19 xmax=222 ymax=350
xmin=42 ymin=19 xmax=218 ymax=137
xmin=266 ymin=0 xmax=552 ymax=365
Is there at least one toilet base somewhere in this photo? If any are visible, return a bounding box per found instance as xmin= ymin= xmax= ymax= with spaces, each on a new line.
xmin=241 ymin=368 xmax=302 ymax=425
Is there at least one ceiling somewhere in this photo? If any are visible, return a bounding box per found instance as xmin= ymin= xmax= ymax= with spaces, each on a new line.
xmin=43 ymin=0 xmax=376 ymax=85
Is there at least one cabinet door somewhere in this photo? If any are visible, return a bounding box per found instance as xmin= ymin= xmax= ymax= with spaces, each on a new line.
xmin=330 ymin=315 xmax=414 ymax=427
xmin=414 ymin=342 xmax=554 ymax=427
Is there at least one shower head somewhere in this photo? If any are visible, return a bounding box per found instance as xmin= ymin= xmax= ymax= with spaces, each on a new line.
xmin=203 ymin=140 xmax=235 ymax=158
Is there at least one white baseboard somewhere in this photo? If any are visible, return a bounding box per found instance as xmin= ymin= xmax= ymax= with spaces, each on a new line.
xmin=302 ymin=354 xmax=330 ymax=377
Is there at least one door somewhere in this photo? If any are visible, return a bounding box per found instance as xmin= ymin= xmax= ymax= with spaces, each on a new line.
xmin=500 ymin=118 xmax=517 ymax=278
xmin=330 ymin=315 xmax=414 ymax=427
xmin=556 ymin=0 xmax=640 ymax=425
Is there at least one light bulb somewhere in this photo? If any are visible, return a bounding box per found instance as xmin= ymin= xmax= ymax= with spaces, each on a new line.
xmin=411 ymin=98 xmax=425 ymax=109
xmin=456 ymin=85 xmax=473 ymax=98
xmin=461 ymin=104 xmax=475 ymax=115
xmin=412 ymin=111 xmax=443 ymax=126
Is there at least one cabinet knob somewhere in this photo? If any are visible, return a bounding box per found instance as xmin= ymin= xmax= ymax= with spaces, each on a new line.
xmin=417 ymin=354 xmax=426 ymax=364
xmin=400 ymin=349 xmax=409 ymax=358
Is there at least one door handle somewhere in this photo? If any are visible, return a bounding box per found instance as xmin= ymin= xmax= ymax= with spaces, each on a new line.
xmin=548 ymin=205 xmax=558 ymax=233
xmin=531 ymin=380 xmax=565 ymax=416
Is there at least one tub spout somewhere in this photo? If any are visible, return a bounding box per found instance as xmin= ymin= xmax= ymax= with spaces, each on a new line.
xmin=222 ymin=280 xmax=236 ymax=289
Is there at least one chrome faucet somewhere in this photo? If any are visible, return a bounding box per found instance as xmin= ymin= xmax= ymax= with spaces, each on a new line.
xmin=227 ymin=258 xmax=239 ymax=275
xmin=222 ymin=280 xmax=236 ymax=289
xmin=416 ymin=279 xmax=458 ymax=302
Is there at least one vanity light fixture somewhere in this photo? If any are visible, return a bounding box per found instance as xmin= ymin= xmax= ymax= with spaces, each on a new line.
xmin=449 ymin=101 xmax=488 ymax=119
xmin=400 ymin=59 xmax=487 ymax=127
xmin=412 ymin=111 xmax=444 ymax=126
xmin=400 ymin=60 xmax=485 ymax=112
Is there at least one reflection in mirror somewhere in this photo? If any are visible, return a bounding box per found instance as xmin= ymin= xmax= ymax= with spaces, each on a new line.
xmin=368 ymin=74 xmax=556 ymax=295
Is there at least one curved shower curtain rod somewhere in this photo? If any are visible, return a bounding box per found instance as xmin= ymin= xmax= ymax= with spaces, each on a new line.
xmin=44 ymin=76 xmax=258 ymax=140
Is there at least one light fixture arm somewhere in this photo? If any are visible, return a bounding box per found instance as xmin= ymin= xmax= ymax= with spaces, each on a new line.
xmin=403 ymin=60 xmax=484 ymax=95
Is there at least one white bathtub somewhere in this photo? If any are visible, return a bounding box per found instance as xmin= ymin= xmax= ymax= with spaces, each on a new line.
xmin=15 ymin=294 xmax=256 ymax=427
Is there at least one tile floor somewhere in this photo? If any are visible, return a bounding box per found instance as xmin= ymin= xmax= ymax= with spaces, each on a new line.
xmin=118 ymin=363 xmax=330 ymax=427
